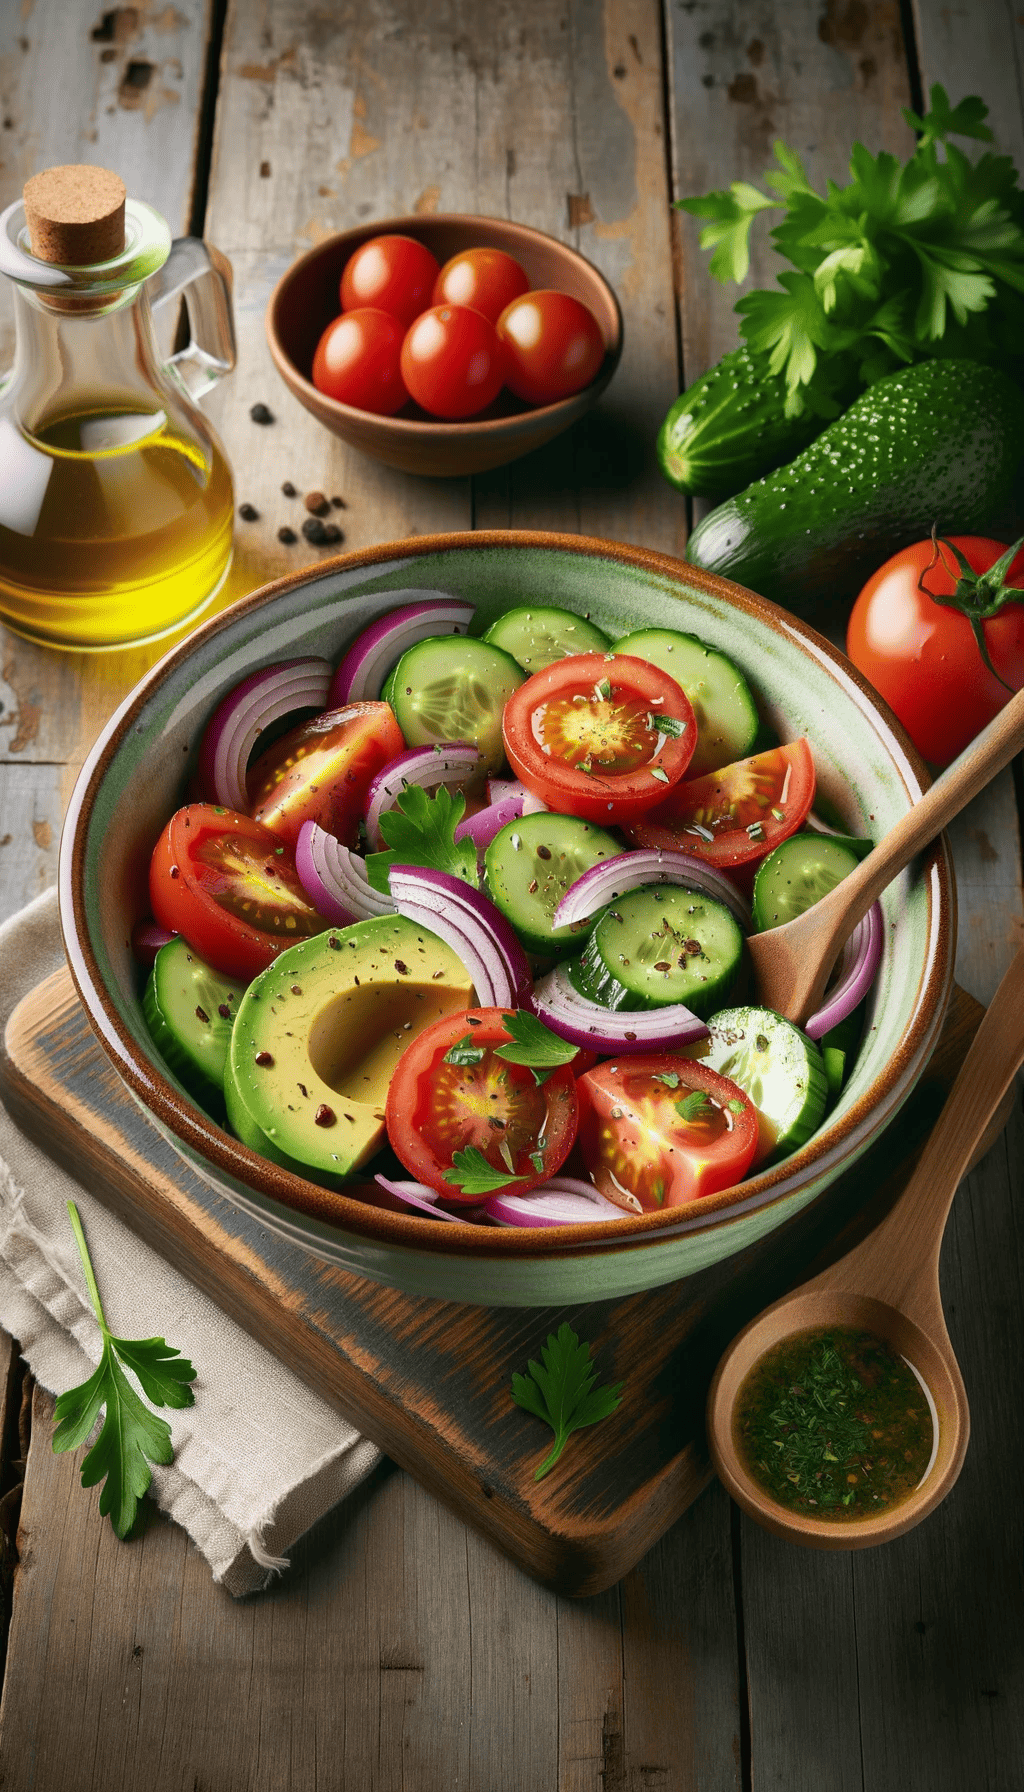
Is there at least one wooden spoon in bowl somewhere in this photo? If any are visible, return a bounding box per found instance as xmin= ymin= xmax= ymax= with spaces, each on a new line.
xmin=747 ymin=685 xmax=1024 ymax=1025
xmin=706 ymin=940 xmax=1024 ymax=1548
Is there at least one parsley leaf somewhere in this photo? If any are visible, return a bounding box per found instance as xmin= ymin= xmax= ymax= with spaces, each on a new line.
xmin=511 ymin=1322 xmax=623 ymax=1480
xmin=655 ymin=713 xmax=687 ymax=738
xmin=676 ymin=1089 xmax=713 ymax=1123
xmin=365 ymin=784 xmax=479 ymax=894
xmin=495 ymin=1010 xmax=579 ymax=1084
xmin=443 ymin=1033 xmax=486 ymax=1067
xmin=52 ymin=1202 xmax=196 ymax=1539
xmin=904 ymin=84 xmax=993 ymax=150
xmin=676 ymin=179 xmax=777 ymax=283
xmin=443 ymin=1146 xmax=526 ymax=1196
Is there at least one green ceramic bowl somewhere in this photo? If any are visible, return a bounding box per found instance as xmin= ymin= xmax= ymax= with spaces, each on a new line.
xmin=59 ymin=533 xmax=955 ymax=1306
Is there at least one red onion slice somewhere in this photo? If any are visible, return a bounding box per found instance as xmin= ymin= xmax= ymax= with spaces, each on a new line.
xmin=484 ymin=1178 xmax=624 ymax=1227
xmin=131 ymin=918 xmax=177 ymax=967
xmin=197 ymin=658 xmax=333 ymax=813
xmin=388 ymin=865 xmax=532 ymax=1006
xmin=330 ymin=595 xmax=475 ymax=704
xmin=364 ymin=743 xmax=484 ymax=850
xmin=454 ymin=792 xmax=529 ymax=853
xmin=531 ymin=962 xmax=708 ymax=1053
xmin=487 ymin=777 xmax=547 ymax=816
xmin=804 ymin=900 xmax=884 ymax=1041
xmin=554 ymin=848 xmax=750 ymax=931
xmin=295 ymin=820 xmax=395 ymax=924
xmin=370 ymin=1176 xmax=461 ymax=1221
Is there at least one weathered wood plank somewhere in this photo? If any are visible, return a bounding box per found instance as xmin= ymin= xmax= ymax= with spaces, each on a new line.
xmin=911 ymin=0 xmax=1024 ymax=160
xmin=707 ymin=2 xmax=1024 ymax=1781
xmin=665 ymin=0 xmax=915 ymax=395
xmin=0 ymin=0 xmax=216 ymax=775
xmin=0 ymin=763 xmax=61 ymax=920
xmin=472 ymin=0 xmax=686 ymax=557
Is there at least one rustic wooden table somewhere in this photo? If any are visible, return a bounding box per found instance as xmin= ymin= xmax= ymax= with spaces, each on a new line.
xmin=0 ymin=2 xmax=1021 ymax=1786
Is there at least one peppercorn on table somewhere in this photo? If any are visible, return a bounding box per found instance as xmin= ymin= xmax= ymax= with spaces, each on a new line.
xmin=0 ymin=2 xmax=1021 ymax=1787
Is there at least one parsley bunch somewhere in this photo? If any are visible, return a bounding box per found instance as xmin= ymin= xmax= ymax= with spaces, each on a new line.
xmin=677 ymin=86 xmax=1024 ymax=416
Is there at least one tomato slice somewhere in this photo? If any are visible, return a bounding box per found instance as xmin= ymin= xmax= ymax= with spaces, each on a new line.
xmin=625 ymin=739 xmax=815 ymax=867
xmin=385 ymin=1007 xmax=580 ymax=1204
xmin=247 ymin=702 xmax=405 ymax=849
xmin=150 ymin=805 xmax=328 ymax=981
xmin=502 ymin=653 xmax=696 ymax=824
xmin=576 ymin=1055 xmax=759 ymax=1211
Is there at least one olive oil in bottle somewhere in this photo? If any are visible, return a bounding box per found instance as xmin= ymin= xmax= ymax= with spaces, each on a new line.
xmin=0 ymin=163 xmax=236 ymax=650
xmin=0 ymin=406 xmax=234 ymax=650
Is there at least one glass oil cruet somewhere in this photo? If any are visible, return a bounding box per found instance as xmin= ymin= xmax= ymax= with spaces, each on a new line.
xmin=0 ymin=163 xmax=236 ymax=651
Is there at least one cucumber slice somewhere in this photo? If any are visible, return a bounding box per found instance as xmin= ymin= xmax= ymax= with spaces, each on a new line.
xmin=484 ymin=811 xmax=620 ymax=956
xmin=818 ymin=1003 xmax=865 ymax=1098
xmin=482 ymin=606 xmax=610 ymax=672
xmin=384 ymin=635 xmax=524 ymax=775
xmin=693 ymin=1006 xmax=827 ymax=1163
xmin=143 ymin=937 xmax=248 ymax=1118
xmin=752 ymin=832 xmax=860 ymax=932
xmin=611 ymin=627 xmax=758 ymax=776
xmin=568 ymin=938 xmax=641 ymax=1010
xmin=577 ymin=884 xmax=744 ymax=1019
xmin=807 ymin=821 xmax=874 ymax=860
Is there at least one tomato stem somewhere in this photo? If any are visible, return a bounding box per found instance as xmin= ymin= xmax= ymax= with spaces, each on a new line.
xmin=917 ymin=524 xmax=1024 ymax=695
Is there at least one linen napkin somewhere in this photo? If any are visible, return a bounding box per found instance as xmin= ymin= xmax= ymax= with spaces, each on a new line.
xmin=0 ymin=887 xmax=383 ymax=1596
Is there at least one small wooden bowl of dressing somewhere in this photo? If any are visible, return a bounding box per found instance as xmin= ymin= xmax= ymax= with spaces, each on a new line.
xmin=706 ymin=943 xmax=1024 ymax=1547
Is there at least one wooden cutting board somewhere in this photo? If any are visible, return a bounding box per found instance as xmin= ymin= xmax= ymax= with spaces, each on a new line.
xmin=0 ymin=969 xmax=1001 ymax=1595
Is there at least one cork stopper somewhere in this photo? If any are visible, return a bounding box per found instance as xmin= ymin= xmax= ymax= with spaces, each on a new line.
xmin=23 ymin=165 xmax=126 ymax=266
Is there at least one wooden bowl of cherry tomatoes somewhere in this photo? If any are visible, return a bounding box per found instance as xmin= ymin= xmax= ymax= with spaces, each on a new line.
xmin=266 ymin=216 xmax=623 ymax=476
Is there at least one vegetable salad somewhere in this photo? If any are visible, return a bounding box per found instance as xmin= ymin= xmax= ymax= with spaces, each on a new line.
xmin=137 ymin=594 xmax=880 ymax=1228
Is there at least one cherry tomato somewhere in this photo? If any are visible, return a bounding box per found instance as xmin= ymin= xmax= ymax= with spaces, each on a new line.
xmin=340 ymin=234 xmax=439 ymax=327
xmin=385 ymin=1008 xmax=580 ymax=1203
xmin=400 ymin=304 xmax=506 ymax=419
xmin=432 ymin=247 xmax=530 ymax=325
xmin=311 ymin=309 xmax=408 ymax=415
xmin=846 ymin=535 xmax=1024 ymax=768
xmin=247 ymin=702 xmax=405 ymax=849
xmin=496 ymin=290 xmax=605 ymax=404
xmin=576 ymin=1055 xmax=759 ymax=1211
xmin=626 ymin=740 xmax=815 ymax=868
xmin=149 ymin=806 xmax=327 ymax=981
xmin=502 ymin=652 xmax=696 ymax=823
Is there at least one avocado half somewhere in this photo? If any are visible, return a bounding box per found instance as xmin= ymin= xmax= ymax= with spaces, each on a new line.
xmin=225 ymin=915 xmax=475 ymax=1185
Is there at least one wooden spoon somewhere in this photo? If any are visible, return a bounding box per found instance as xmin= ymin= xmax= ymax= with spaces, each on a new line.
xmin=747 ymin=685 xmax=1024 ymax=1025
xmin=706 ymin=940 xmax=1024 ymax=1548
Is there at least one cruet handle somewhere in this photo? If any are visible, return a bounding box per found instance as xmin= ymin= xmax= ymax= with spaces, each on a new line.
xmin=148 ymin=236 xmax=236 ymax=401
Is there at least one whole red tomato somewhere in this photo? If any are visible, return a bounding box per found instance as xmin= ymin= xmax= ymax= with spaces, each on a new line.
xmin=846 ymin=535 xmax=1024 ymax=767
xmin=311 ymin=309 xmax=407 ymax=414
xmin=432 ymin=247 xmax=529 ymax=324
xmin=496 ymin=290 xmax=605 ymax=404
xmin=400 ymin=304 xmax=506 ymax=419
xmin=340 ymin=235 xmax=439 ymax=326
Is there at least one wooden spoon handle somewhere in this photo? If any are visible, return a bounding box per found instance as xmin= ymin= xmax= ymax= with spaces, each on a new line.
xmin=832 ymin=943 xmax=1024 ymax=1314
xmin=809 ymin=686 xmax=1024 ymax=952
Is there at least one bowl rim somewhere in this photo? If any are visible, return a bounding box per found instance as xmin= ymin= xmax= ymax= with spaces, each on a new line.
xmin=265 ymin=213 xmax=625 ymax=437
xmin=60 ymin=529 xmax=955 ymax=1259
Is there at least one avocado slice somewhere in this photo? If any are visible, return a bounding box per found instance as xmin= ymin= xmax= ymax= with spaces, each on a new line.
xmin=226 ymin=915 xmax=475 ymax=1184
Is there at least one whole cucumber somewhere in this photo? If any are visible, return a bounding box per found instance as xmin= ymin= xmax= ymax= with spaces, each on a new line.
xmin=657 ymin=347 xmax=826 ymax=498
xmin=685 ymin=359 xmax=1023 ymax=612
